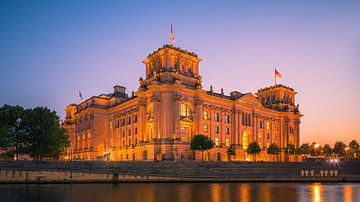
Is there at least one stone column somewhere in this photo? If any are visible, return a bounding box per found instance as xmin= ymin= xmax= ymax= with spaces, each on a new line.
xmin=172 ymin=94 xmax=181 ymax=139
xmin=161 ymin=92 xmax=171 ymax=140
xmin=194 ymin=99 xmax=203 ymax=135
xmin=138 ymin=100 xmax=146 ymax=142
xmin=152 ymin=95 xmax=161 ymax=140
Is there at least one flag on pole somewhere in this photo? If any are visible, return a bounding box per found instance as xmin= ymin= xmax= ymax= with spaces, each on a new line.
xmin=170 ymin=24 xmax=176 ymax=45
xmin=275 ymin=69 xmax=282 ymax=78
xmin=274 ymin=68 xmax=282 ymax=85
xmin=79 ymin=90 xmax=83 ymax=100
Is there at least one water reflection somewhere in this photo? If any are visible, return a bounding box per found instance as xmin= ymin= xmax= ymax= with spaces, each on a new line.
xmin=0 ymin=183 xmax=359 ymax=202
xmin=311 ymin=183 xmax=322 ymax=202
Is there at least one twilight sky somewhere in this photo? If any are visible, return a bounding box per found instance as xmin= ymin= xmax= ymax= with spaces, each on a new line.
xmin=0 ymin=1 xmax=359 ymax=145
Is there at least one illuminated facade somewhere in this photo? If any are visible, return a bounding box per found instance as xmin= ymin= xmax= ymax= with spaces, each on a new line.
xmin=62 ymin=45 xmax=302 ymax=161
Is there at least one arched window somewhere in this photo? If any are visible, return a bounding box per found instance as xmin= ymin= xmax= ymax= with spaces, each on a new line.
xmin=180 ymin=103 xmax=192 ymax=117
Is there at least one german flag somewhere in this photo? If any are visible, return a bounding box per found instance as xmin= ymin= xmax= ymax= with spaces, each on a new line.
xmin=275 ymin=69 xmax=282 ymax=78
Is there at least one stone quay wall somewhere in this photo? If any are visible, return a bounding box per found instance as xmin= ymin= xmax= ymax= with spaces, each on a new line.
xmin=0 ymin=160 xmax=359 ymax=183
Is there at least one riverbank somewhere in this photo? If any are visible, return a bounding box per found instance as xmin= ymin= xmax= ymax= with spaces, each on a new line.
xmin=1 ymin=161 xmax=359 ymax=183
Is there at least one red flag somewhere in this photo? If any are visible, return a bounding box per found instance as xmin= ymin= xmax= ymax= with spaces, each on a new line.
xmin=275 ymin=69 xmax=282 ymax=78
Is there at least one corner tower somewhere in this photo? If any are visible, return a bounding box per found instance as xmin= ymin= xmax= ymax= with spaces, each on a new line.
xmin=140 ymin=45 xmax=202 ymax=89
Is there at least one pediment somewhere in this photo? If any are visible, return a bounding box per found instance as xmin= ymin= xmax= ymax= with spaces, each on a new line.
xmin=236 ymin=93 xmax=263 ymax=108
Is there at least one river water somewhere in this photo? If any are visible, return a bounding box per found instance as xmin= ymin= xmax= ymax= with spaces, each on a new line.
xmin=0 ymin=183 xmax=359 ymax=202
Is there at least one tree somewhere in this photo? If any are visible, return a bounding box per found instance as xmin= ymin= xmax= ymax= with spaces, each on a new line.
xmin=23 ymin=107 xmax=69 ymax=159
xmin=285 ymin=144 xmax=296 ymax=155
xmin=246 ymin=142 xmax=261 ymax=161
xmin=267 ymin=143 xmax=280 ymax=161
xmin=299 ymin=143 xmax=311 ymax=155
xmin=333 ymin=141 xmax=346 ymax=157
xmin=349 ymin=140 xmax=359 ymax=159
xmin=0 ymin=104 xmax=28 ymax=158
xmin=190 ymin=134 xmax=214 ymax=161
xmin=227 ymin=144 xmax=236 ymax=161
xmin=322 ymin=144 xmax=333 ymax=157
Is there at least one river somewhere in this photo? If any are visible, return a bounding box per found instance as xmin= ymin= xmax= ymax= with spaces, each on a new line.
xmin=0 ymin=183 xmax=359 ymax=202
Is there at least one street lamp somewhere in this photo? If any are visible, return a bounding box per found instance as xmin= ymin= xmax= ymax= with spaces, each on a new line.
xmin=314 ymin=144 xmax=320 ymax=156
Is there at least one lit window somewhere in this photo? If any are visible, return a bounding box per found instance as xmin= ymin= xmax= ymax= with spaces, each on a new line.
xmin=259 ymin=133 xmax=262 ymax=139
xmin=110 ymin=121 xmax=113 ymax=129
xmin=266 ymin=142 xmax=270 ymax=148
xmin=225 ymin=138 xmax=230 ymax=147
xmin=215 ymin=126 xmax=220 ymax=134
xmin=204 ymin=125 xmax=208 ymax=132
xmin=266 ymin=121 xmax=270 ymax=130
xmin=203 ymin=110 xmax=209 ymax=120
xmin=215 ymin=137 xmax=219 ymax=146
xmin=180 ymin=103 xmax=192 ymax=117
xmin=273 ymin=122 xmax=277 ymax=130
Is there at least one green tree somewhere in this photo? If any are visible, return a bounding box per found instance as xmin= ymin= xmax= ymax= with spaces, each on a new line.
xmin=348 ymin=140 xmax=359 ymax=159
xmin=190 ymin=134 xmax=214 ymax=161
xmin=333 ymin=141 xmax=346 ymax=157
xmin=299 ymin=143 xmax=311 ymax=155
xmin=246 ymin=142 xmax=261 ymax=161
xmin=322 ymin=144 xmax=333 ymax=157
xmin=0 ymin=104 xmax=28 ymax=158
xmin=267 ymin=143 xmax=280 ymax=161
xmin=285 ymin=144 xmax=296 ymax=155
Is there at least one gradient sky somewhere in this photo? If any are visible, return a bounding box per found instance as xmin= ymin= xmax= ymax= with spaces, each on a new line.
xmin=1 ymin=0 xmax=359 ymax=145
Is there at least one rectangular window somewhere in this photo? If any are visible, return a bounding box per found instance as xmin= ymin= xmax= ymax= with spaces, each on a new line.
xmin=266 ymin=121 xmax=271 ymax=130
xmin=267 ymin=133 xmax=270 ymax=140
xmin=215 ymin=137 xmax=219 ymax=146
xmin=110 ymin=121 xmax=113 ymax=129
xmin=260 ymin=121 xmax=263 ymax=129
xmin=128 ymin=130 xmax=131 ymax=136
xmin=127 ymin=117 xmax=131 ymax=125
xmin=134 ymin=115 xmax=138 ymax=123
xmin=225 ymin=115 xmax=230 ymax=123
xmin=215 ymin=126 xmax=220 ymax=134
xmin=203 ymin=111 xmax=209 ymax=120
xmin=225 ymin=138 xmax=230 ymax=147
xmin=215 ymin=113 xmax=220 ymax=122
xmin=135 ymin=128 xmax=138 ymax=135
xmin=204 ymin=125 xmax=208 ymax=132
xmin=226 ymin=127 xmax=230 ymax=135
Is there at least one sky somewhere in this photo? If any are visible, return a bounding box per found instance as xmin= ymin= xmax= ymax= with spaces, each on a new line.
xmin=0 ymin=0 xmax=359 ymax=145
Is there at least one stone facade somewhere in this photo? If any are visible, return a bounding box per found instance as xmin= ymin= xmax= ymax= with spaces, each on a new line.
xmin=62 ymin=45 xmax=302 ymax=161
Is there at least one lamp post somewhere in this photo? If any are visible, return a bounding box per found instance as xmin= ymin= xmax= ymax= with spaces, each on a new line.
xmin=345 ymin=146 xmax=350 ymax=159
xmin=314 ymin=144 xmax=320 ymax=156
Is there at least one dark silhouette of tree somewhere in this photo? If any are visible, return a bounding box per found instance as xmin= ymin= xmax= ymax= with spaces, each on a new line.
xmin=349 ymin=140 xmax=359 ymax=159
xmin=322 ymin=144 xmax=333 ymax=157
xmin=246 ymin=142 xmax=261 ymax=161
xmin=267 ymin=143 xmax=280 ymax=161
xmin=333 ymin=141 xmax=346 ymax=157
xmin=190 ymin=134 xmax=214 ymax=161
xmin=299 ymin=143 xmax=311 ymax=155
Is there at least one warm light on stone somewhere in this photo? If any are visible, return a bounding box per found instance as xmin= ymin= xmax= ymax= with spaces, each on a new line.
xmin=62 ymin=45 xmax=303 ymax=162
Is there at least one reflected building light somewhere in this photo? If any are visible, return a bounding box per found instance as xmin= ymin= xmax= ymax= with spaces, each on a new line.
xmin=211 ymin=183 xmax=221 ymax=202
xmin=343 ymin=184 xmax=352 ymax=202
xmin=239 ymin=183 xmax=250 ymax=202
xmin=311 ymin=183 xmax=322 ymax=202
